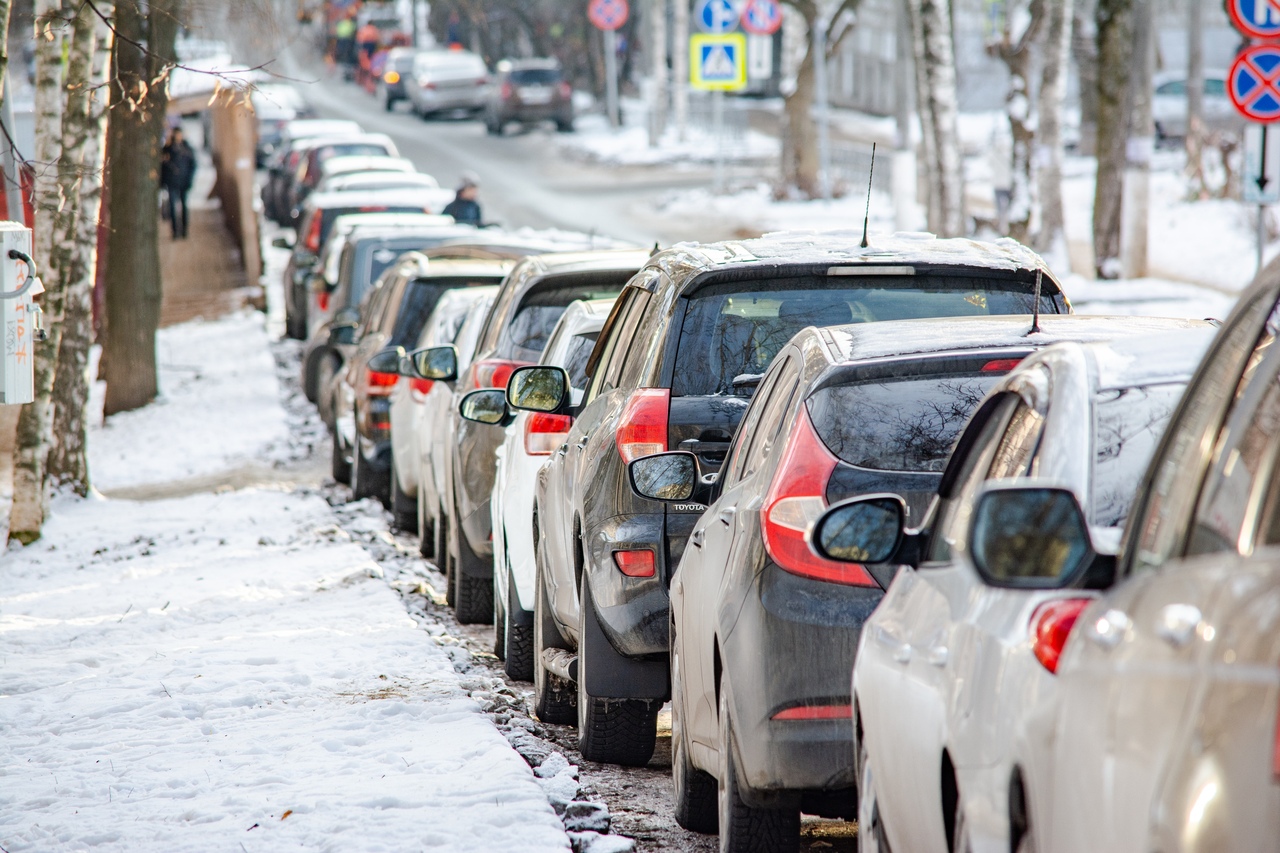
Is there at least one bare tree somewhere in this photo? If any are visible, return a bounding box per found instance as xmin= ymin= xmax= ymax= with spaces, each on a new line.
xmin=1036 ymin=0 xmax=1075 ymax=261
xmin=906 ymin=0 xmax=965 ymax=236
xmin=1185 ymin=0 xmax=1206 ymax=197
xmin=0 ymin=1 xmax=12 ymax=97
xmin=1121 ymin=0 xmax=1153 ymax=279
xmin=988 ymin=0 xmax=1046 ymax=244
xmin=1093 ymin=0 xmax=1133 ymax=278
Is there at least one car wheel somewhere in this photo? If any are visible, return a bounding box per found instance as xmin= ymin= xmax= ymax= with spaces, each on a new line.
xmin=433 ymin=499 xmax=449 ymax=574
xmin=555 ymin=119 xmax=574 ymax=133
xmin=717 ymin=684 xmax=799 ymax=853
xmin=857 ymin=738 xmax=892 ymax=853
xmin=577 ymin=573 xmax=660 ymax=766
xmin=416 ymin=482 xmax=435 ymax=559
xmin=672 ymin=634 xmax=718 ymax=833
xmin=453 ymin=518 xmax=493 ymax=624
xmin=351 ymin=440 xmax=382 ymax=502
xmin=442 ymin=509 xmax=457 ymax=607
xmin=285 ymin=303 xmax=306 ymax=341
xmin=330 ymin=426 xmax=351 ymax=485
xmin=503 ymin=567 xmax=535 ymax=681
xmin=533 ymin=536 xmax=576 ymax=723
xmin=390 ymin=454 xmax=418 ymax=533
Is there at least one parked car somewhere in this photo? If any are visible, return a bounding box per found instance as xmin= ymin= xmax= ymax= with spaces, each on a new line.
xmin=407 ymin=49 xmax=490 ymax=119
xmin=387 ymin=286 xmax=502 ymax=532
xmin=485 ymin=58 xmax=574 ymax=135
xmin=287 ymin=133 xmax=400 ymax=221
xmin=510 ymin=232 xmax=1072 ymax=766
xmin=281 ymin=187 xmax=446 ymax=340
xmin=262 ymin=121 xmax=361 ymax=222
xmin=315 ymin=154 xmax=417 ymax=184
xmin=330 ymin=258 xmax=515 ymax=500
xmin=441 ymin=249 xmax=649 ymax=624
xmin=822 ymin=322 xmax=1212 ymax=853
xmin=1153 ymin=70 xmax=1242 ymax=142
xmin=250 ymin=84 xmax=312 ymax=166
xmin=377 ymin=47 xmax=419 ymax=111
xmin=316 ymin=170 xmax=442 ymax=196
xmin=489 ymin=298 xmax=614 ymax=680
xmin=301 ymin=217 xmax=479 ymax=411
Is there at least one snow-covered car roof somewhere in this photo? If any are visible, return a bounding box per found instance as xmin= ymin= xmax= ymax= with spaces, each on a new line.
xmin=820 ymin=315 xmax=1209 ymax=366
xmin=427 ymin=230 xmax=640 ymax=261
xmin=305 ymin=186 xmax=448 ymax=211
xmin=1079 ymin=326 xmax=1217 ymax=391
xmin=319 ymin=155 xmax=419 ymax=179
xmin=519 ymin=248 xmax=654 ymax=276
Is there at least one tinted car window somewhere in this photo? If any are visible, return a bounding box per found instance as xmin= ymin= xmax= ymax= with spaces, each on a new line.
xmin=564 ymin=332 xmax=600 ymax=390
xmin=743 ymin=362 xmax=798 ymax=480
xmin=499 ymin=283 xmax=627 ymax=363
xmin=672 ymin=277 xmax=1058 ymax=397
xmin=391 ymin=278 xmax=501 ymax=348
xmin=809 ymin=370 xmax=1003 ymax=473
xmin=510 ymin=68 xmax=561 ymax=85
xmin=1092 ymin=384 xmax=1186 ymax=529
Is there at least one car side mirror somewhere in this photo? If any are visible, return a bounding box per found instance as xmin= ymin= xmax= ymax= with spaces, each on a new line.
xmin=271 ymin=235 xmax=294 ymax=250
xmin=411 ymin=345 xmax=458 ymax=381
xmin=459 ymin=388 xmax=512 ymax=426
xmin=629 ymin=452 xmax=697 ymax=501
xmin=967 ymin=484 xmax=1102 ymax=590
xmin=368 ymin=346 xmax=405 ymax=376
xmin=329 ymin=308 xmax=360 ymax=345
xmin=810 ymin=495 xmax=906 ymax=565
xmin=507 ymin=365 xmax=569 ymax=414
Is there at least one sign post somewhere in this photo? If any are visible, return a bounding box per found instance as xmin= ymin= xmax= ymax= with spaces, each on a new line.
xmin=588 ymin=0 xmax=629 ymax=128
xmin=1228 ymin=6 xmax=1280 ymax=274
xmin=690 ymin=32 xmax=748 ymax=193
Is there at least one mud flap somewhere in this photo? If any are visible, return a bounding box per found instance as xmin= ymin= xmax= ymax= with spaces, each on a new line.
xmin=581 ymin=577 xmax=669 ymax=700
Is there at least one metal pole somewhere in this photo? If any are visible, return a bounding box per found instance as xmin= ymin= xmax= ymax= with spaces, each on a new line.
xmin=713 ymin=89 xmax=725 ymax=193
xmin=673 ymin=0 xmax=688 ymax=141
xmin=605 ymin=27 xmax=620 ymax=129
xmin=0 ymin=76 xmax=22 ymax=223
xmin=813 ymin=14 xmax=832 ymax=202
xmin=1260 ymin=204 xmax=1266 ymax=277
xmin=649 ymin=0 xmax=668 ymax=147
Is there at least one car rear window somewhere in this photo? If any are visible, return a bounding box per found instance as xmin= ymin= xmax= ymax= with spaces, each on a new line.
xmin=671 ymin=277 xmax=1058 ymax=397
xmin=316 ymin=143 xmax=391 ymax=161
xmin=392 ymin=278 xmax=507 ymax=348
xmin=511 ymin=69 xmax=561 ymax=85
xmin=807 ymin=364 xmax=1007 ymax=473
xmin=320 ymin=206 xmax=424 ymax=245
xmin=499 ymin=282 xmax=627 ymax=362
xmin=563 ymin=332 xmax=599 ymax=390
xmin=1091 ymin=383 xmax=1185 ymax=528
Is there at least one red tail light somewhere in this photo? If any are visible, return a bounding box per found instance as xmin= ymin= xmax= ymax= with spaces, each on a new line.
xmin=762 ymin=407 xmax=875 ymax=586
xmin=303 ymin=212 xmax=323 ymax=253
xmin=410 ymin=377 xmax=433 ymax=400
xmin=525 ymin=412 xmax=573 ymax=455
xmin=616 ymin=389 xmax=670 ymax=463
xmin=613 ymin=549 xmax=656 ymax=578
xmin=982 ymin=358 xmax=1024 ymax=373
xmin=469 ymin=359 xmax=523 ymax=391
xmin=316 ymin=290 xmax=330 ymax=313
xmin=771 ymin=704 xmax=852 ymax=721
xmin=501 ymin=82 xmax=514 ymax=99
xmin=1031 ymin=598 xmax=1092 ymax=674
xmin=365 ymin=368 xmax=399 ymax=396
xmin=559 ymin=81 xmax=572 ymax=99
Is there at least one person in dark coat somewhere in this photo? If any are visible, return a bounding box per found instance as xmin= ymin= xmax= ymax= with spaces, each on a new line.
xmin=442 ymin=174 xmax=483 ymax=226
xmin=161 ymin=128 xmax=196 ymax=239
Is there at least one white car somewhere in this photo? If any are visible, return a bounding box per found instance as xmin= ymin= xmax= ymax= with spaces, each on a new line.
xmin=388 ymin=285 xmax=500 ymax=532
xmin=491 ymin=298 xmax=613 ymax=680
xmin=1152 ymin=70 xmax=1242 ymax=141
xmin=830 ymin=325 xmax=1214 ymax=853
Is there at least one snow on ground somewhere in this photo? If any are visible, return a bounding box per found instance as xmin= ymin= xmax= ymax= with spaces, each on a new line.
xmin=654 ymin=184 xmax=898 ymax=240
xmin=86 ymin=312 xmax=289 ymax=492
xmin=560 ymin=99 xmax=778 ymax=168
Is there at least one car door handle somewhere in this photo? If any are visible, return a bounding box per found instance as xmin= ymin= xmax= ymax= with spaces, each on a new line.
xmin=690 ymin=529 xmax=705 ymax=548
xmin=1085 ymin=608 xmax=1131 ymax=650
xmin=718 ymin=507 xmax=736 ymax=526
xmin=927 ymin=645 xmax=949 ymax=667
xmin=873 ymin=626 xmax=912 ymax=663
xmin=556 ymin=443 xmax=568 ymax=456
xmin=576 ymin=435 xmax=589 ymax=449
xmin=1157 ymin=604 xmax=1203 ymax=648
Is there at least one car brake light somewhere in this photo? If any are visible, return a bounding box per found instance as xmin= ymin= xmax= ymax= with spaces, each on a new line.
xmin=613 ymin=549 xmax=656 ymax=578
xmin=470 ymin=358 xmax=523 ymax=391
xmin=762 ymin=407 xmax=876 ymax=586
xmin=384 ymin=70 xmax=400 ymax=84
xmin=317 ymin=291 xmax=330 ymax=313
xmin=525 ymin=412 xmax=573 ymax=455
xmin=303 ymin=213 xmax=323 ymax=253
xmin=410 ymin=377 xmax=433 ymax=399
xmin=365 ymin=368 xmax=399 ymax=396
xmin=1031 ymin=598 xmax=1092 ymax=674
xmin=616 ymin=388 xmax=670 ymax=463
xmin=501 ymin=82 xmax=514 ymax=99
xmin=358 ymin=206 xmax=389 ymax=213
xmin=771 ymin=704 xmax=852 ymax=721
xmin=982 ymin=358 xmax=1024 ymax=373
xmin=559 ymin=81 xmax=572 ymax=99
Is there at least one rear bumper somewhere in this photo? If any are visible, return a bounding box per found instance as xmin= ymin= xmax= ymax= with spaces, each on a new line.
xmin=584 ymin=511 xmax=671 ymax=657
xmin=499 ymin=104 xmax=572 ymax=122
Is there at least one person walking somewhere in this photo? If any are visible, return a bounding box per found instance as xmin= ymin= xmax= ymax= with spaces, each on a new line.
xmin=161 ymin=127 xmax=196 ymax=239
xmin=442 ymin=174 xmax=483 ymax=226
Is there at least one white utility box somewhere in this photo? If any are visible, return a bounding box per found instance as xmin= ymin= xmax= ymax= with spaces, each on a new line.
xmin=0 ymin=222 xmax=37 ymax=405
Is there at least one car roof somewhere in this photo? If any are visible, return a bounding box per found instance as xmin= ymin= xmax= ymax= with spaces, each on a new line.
xmin=1078 ymin=327 xmax=1218 ymax=391
xmin=307 ymin=187 xmax=440 ymax=208
xmin=281 ymin=119 xmax=360 ymax=139
xmin=521 ymin=248 xmax=653 ymax=276
xmin=815 ymin=315 xmax=1211 ymax=366
xmin=302 ymin=132 xmax=396 ymax=153
xmin=428 ymin=231 xmax=639 ymax=260
xmin=329 ymin=212 xmax=458 ymax=233
xmin=320 ymin=155 xmax=417 ymax=176
xmin=391 ymin=253 xmax=516 ymax=279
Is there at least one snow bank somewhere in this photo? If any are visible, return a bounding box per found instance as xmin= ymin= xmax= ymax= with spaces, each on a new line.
xmin=0 ymin=488 xmax=570 ymax=853
xmin=87 ymin=312 xmax=289 ymax=492
xmin=561 ymin=113 xmax=778 ymax=168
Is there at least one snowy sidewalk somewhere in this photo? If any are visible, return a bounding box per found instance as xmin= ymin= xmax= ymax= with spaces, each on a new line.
xmin=0 ymin=313 xmax=572 ymax=852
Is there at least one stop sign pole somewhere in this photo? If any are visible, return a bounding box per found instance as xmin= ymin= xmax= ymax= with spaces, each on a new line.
xmin=589 ymin=0 xmax=629 ymax=128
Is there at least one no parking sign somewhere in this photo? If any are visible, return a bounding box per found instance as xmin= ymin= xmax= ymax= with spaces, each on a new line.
xmin=1230 ymin=0 xmax=1280 ymax=40
xmin=741 ymin=0 xmax=782 ymax=36
xmin=1230 ymin=44 xmax=1280 ymax=123
xmin=588 ymin=0 xmax=628 ymax=31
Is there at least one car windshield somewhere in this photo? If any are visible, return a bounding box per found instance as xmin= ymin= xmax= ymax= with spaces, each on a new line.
xmin=672 ymin=277 xmax=1058 ymax=397
xmin=499 ymin=283 xmax=627 ymax=362
xmin=1091 ymin=383 xmax=1186 ymax=528
xmin=511 ymin=69 xmax=560 ymax=85
xmin=807 ymin=366 xmax=1006 ymax=473
xmin=392 ymin=278 xmax=505 ymax=348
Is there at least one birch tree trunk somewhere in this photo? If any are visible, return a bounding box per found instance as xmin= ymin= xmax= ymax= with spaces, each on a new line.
xmin=1120 ymin=0 xmax=1153 ymax=279
xmin=1036 ymin=0 xmax=1074 ymax=264
xmin=784 ymin=3 xmax=820 ymax=197
xmin=1092 ymin=0 xmax=1132 ymax=278
xmin=0 ymin=1 xmax=12 ymax=101
xmin=48 ymin=2 xmax=114 ymax=494
xmin=907 ymin=0 xmax=965 ymax=236
xmin=10 ymin=0 xmax=67 ymax=543
xmin=1185 ymin=0 xmax=1205 ymax=197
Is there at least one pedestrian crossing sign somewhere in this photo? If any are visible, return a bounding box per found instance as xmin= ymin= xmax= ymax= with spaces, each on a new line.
xmin=690 ymin=33 xmax=748 ymax=91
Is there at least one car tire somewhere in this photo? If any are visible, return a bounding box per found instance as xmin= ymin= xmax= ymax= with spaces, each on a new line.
xmin=285 ymin=304 xmax=306 ymax=341
xmin=330 ymin=427 xmax=351 ymax=485
xmin=442 ymin=511 xmax=456 ymax=607
xmin=533 ymin=541 xmax=576 ymax=724
xmin=351 ymin=440 xmax=381 ymax=503
xmin=672 ymin=632 xmax=718 ymax=833
xmin=453 ymin=519 xmax=493 ymax=624
xmin=390 ymin=454 xmax=418 ymax=533
xmin=577 ymin=574 xmax=660 ymax=766
xmin=416 ymin=482 xmax=435 ymax=559
xmin=433 ymin=499 xmax=449 ymax=573
xmin=555 ymin=119 xmax=574 ymax=133
xmin=503 ymin=567 xmax=535 ymax=681
xmin=717 ymin=684 xmax=799 ymax=853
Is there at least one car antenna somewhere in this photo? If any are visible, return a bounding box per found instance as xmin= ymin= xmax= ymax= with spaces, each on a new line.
xmin=860 ymin=142 xmax=877 ymax=249
xmin=651 ymin=241 xmax=661 ymax=257
xmin=1026 ymin=267 xmax=1043 ymax=336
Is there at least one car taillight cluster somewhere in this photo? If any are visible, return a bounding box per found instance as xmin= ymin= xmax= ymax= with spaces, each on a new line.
xmin=616 ymin=389 xmax=670 ymax=463
xmin=1030 ymin=598 xmax=1093 ymax=674
xmin=613 ymin=549 xmax=656 ymax=578
xmin=303 ymin=213 xmax=323 ymax=253
xmin=469 ymin=358 xmax=524 ymax=391
xmin=525 ymin=412 xmax=573 ymax=456
xmin=762 ymin=407 xmax=876 ymax=587
xmin=364 ymin=367 xmax=399 ymax=396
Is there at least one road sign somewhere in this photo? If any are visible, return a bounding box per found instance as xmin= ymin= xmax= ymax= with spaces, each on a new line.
xmin=1246 ymin=124 xmax=1280 ymax=203
xmin=1230 ymin=0 xmax=1280 ymax=40
xmin=747 ymin=33 xmax=772 ymax=80
xmin=588 ymin=0 xmax=628 ymax=31
xmin=741 ymin=0 xmax=782 ymax=36
xmin=696 ymin=0 xmax=739 ymax=34
xmin=690 ymin=32 xmax=748 ymax=91
xmin=1230 ymin=45 xmax=1280 ymax=123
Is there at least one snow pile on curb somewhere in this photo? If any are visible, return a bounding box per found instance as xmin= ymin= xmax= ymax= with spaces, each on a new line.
xmin=560 ymin=114 xmax=778 ymax=168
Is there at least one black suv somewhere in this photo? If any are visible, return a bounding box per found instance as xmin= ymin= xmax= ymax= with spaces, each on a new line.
xmin=510 ymin=232 xmax=1071 ymax=765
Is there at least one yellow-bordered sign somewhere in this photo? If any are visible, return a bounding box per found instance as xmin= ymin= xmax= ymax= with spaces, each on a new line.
xmin=690 ymin=33 xmax=748 ymax=91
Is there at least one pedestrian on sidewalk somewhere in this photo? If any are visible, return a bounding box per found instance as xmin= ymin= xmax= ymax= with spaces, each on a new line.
xmin=442 ymin=173 xmax=484 ymax=227
xmin=161 ymin=128 xmax=196 ymax=239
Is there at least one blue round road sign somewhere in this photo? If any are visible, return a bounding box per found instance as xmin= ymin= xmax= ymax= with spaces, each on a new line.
xmin=588 ymin=0 xmax=628 ymax=31
xmin=741 ymin=0 xmax=782 ymax=36
xmin=1230 ymin=0 xmax=1280 ymax=40
xmin=696 ymin=0 xmax=739 ymax=34
xmin=1231 ymin=45 xmax=1280 ymax=124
